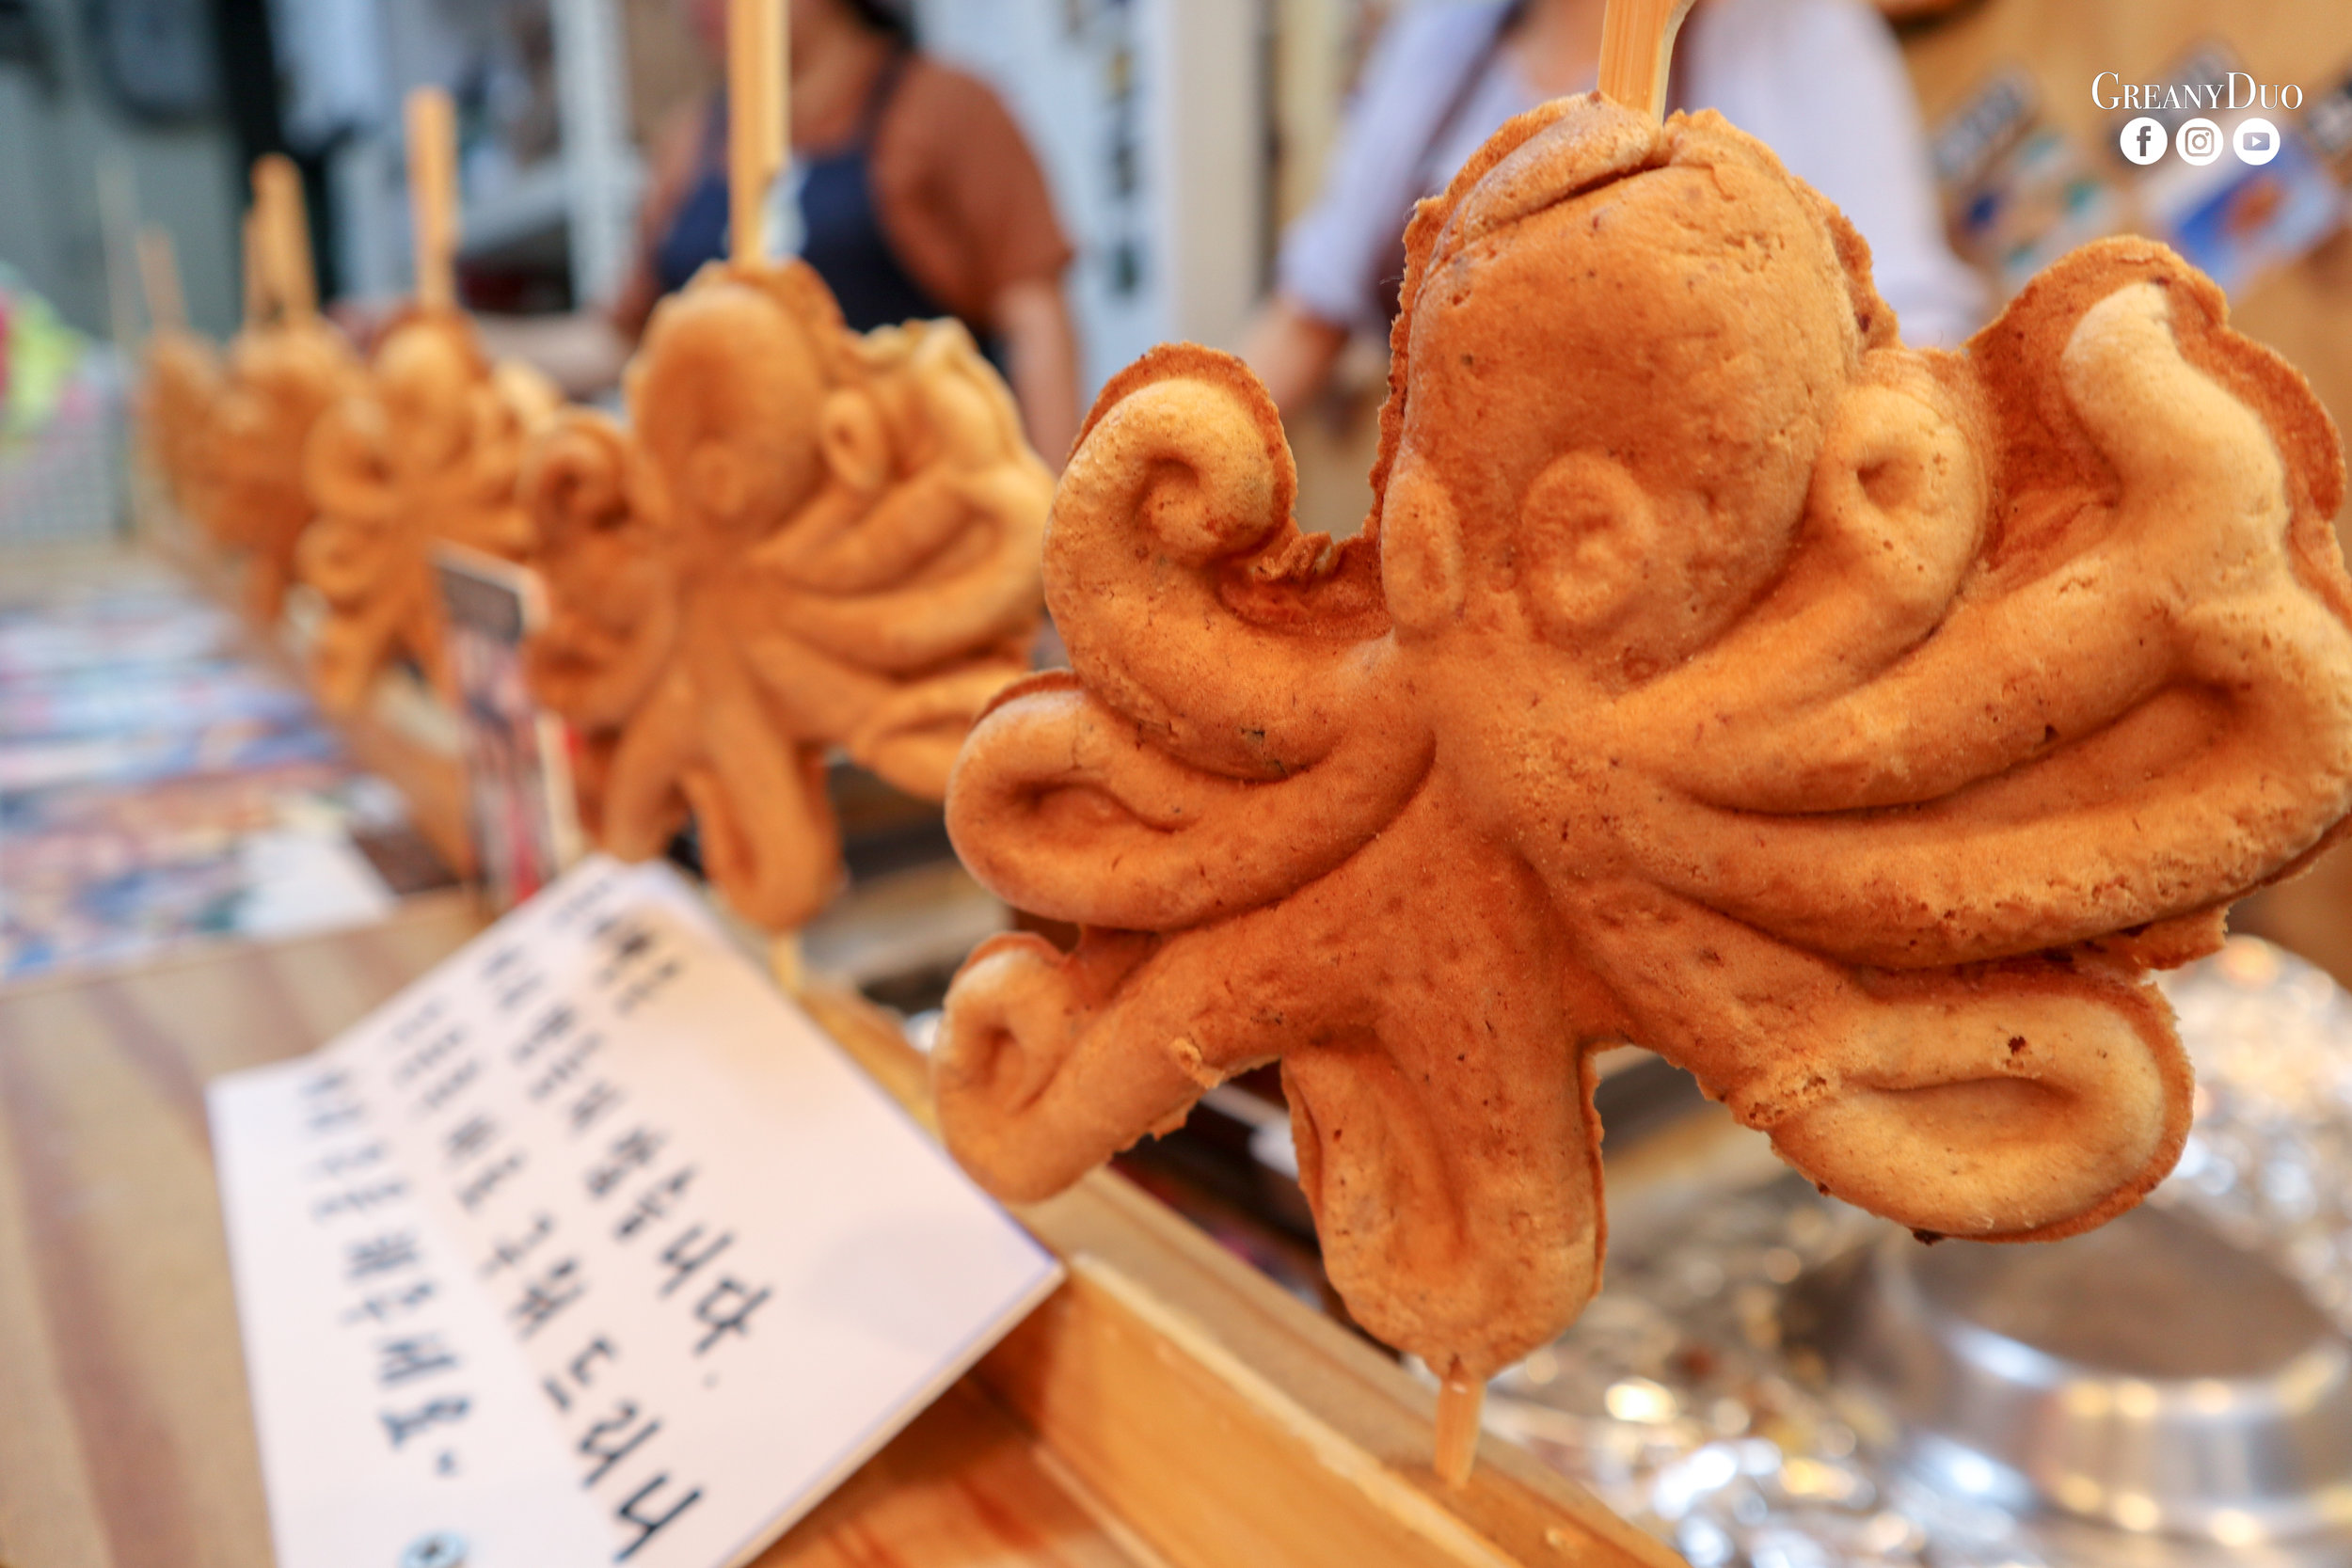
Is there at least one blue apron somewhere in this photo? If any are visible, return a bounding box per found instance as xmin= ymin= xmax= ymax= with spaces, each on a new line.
xmin=652 ymin=53 xmax=954 ymax=335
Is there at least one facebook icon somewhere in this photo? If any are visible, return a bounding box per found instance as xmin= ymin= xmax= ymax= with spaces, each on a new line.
xmin=2121 ymin=115 xmax=2169 ymax=166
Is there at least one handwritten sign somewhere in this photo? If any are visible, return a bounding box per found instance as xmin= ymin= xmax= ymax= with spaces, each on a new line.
xmin=211 ymin=856 xmax=1062 ymax=1568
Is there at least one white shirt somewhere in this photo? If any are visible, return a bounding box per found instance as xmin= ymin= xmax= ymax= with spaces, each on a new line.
xmin=1277 ymin=0 xmax=1984 ymax=346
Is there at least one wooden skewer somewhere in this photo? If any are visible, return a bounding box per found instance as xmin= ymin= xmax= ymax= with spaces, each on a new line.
xmin=405 ymin=87 xmax=460 ymax=310
xmin=1433 ymin=1367 xmax=1484 ymax=1487
xmin=136 ymin=226 xmax=187 ymax=336
xmin=762 ymin=0 xmax=787 ymax=194
xmin=1597 ymin=0 xmax=1698 ymax=120
xmin=771 ymin=933 xmax=805 ymax=998
xmin=240 ymin=208 xmax=268 ymax=327
xmin=726 ymin=0 xmax=787 ymax=264
xmin=252 ymin=154 xmax=318 ymax=324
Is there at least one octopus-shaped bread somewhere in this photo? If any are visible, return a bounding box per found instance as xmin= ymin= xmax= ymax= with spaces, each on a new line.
xmin=140 ymin=327 xmax=225 ymax=531
xmin=521 ymin=260 xmax=1050 ymax=932
xmin=933 ymin=99 xmax=2352 ymax=1385
xmin=299 ymin=309 xmax=559 ymax=711
xmin=211 ymin=318 xmax=361 ymax=623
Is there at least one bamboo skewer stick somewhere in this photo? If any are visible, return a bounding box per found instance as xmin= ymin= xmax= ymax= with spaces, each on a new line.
xmin=1432 ymin=1365 xmax=1483 ymax=1488
xmin=252 ymin=154 xmax=318 ymax=324
xmin=726 ymin=0 xmax=787 ymax=264
xmin=1597 ymin=0 xmax=1698 ymax=119
xmin=405 ymin=88 xmax=460 ymax=311
xmin=136 ymin=227 xmax=188 ymax=336
xmin=1431 ymin=0 xmax=1697 ymax=1489
xmin=240 ymin=209 xmax=268 ymax=327
xmin=762 ymin=0 xmax=787 ymax=194
xmin=771 ymin=933 xmax=805 ymax=998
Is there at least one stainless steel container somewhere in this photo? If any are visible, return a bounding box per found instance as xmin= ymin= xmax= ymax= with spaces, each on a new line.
xmin=1798 ymin=1204 xmax=2352 ymax=1560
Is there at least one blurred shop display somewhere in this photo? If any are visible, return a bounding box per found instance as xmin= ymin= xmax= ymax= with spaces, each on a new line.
xmin=85 ymin=0 xmax=218 ymax=122
xmin=1930 ymin=66 xmax=2126 ymax=300
xmin=918 ymin=0 xmax=1268 ymax=393
xmin=280 ymin=0 xmax=639 ymax=309
xmin=2312 ymin=64 xmax=2352 ymax=184
xmin=1905 ymin=1 xmax=2351 ymax=368
xmin=0 ymin=265 xmax=127 ymax=546
xmin=2103 ymin=40 xmax=2339 ymax=299
xmin=0 ymin=561 xmax=448 ymax=984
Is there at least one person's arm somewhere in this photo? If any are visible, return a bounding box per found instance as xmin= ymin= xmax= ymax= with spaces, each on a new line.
xmin=896 ymin=67 xmax=1085 ymax=463
xmin=1239 ymin=295 xmax=1351 ymax=422
xmin=470 ymin=313 xmax=632 ymax=399
xmin=993 ymin=276 xmax=1081 ymax=468
xmin=1243 ymin=8 xmax=1480 ymax=413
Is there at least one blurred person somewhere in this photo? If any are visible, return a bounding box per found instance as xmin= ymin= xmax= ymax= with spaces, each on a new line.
xmin=474 ymin=0 xmax=1082 ymax=463
xmin=1243 ymin=0 xmax=1983 ymax=418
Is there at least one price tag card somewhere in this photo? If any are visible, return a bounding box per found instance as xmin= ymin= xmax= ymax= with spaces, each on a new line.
xmin=210 ymin=856 xmax=1062 ymax=1568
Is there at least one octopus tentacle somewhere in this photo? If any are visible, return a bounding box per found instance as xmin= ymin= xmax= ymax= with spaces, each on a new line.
xmin=597 ymin=669 xmax=699 ymax=862
xmin=935 ymin=927 xmax=1181 ymax=1202
xmin=735 ymin=625 xmax=901 ymax=742
xmin=752 ymin=484 xmax=1045 ymax=673
xmin=681 ymin=614 xmax=842 ymax=930
xmin=944 ymin=675 xmax=1433 ymax=930
xmin=1605 ymin=282 xmax=2352 ymax=965
xmin=756 ymin=466 xmax=991 ymax=595
xmin=1562 ymin=881 xmax=2190 ymax=1242
xmin=1048 ymin=345 xmax=1386 ymax=779
xmin=1649 ymin=280 xmax=2346 ymax=809
xmin=847 ymin=659 xmax=1030 ymax=799
xmin=683 ymin=741 xmax=838 ymax=932
xmin=521 ymin=412 xmax=678 ymax=728
xmin=937 ymin=778 xmax=1604 ymax=1379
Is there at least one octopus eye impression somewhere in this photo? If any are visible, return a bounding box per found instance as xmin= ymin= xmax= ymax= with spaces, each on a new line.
xmin=931 ymin=87 xmax=2352 ymax=1463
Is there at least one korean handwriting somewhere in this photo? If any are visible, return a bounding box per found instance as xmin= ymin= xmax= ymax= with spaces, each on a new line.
xmin=543 ymin=1337 xmax=706 ymax=1562
xmin=298 ymin=1055 xmax=476 ymax=1474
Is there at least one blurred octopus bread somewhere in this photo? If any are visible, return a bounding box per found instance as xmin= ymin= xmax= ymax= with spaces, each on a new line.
xmin=299 ymin=309 xmax=557 ymax=711
xmin=520 ymin=260 xmax=1050 ymax=931
xmin=211 ymin=316 xmax=361 ymax=623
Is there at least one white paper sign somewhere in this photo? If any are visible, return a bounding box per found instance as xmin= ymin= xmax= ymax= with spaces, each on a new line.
xmin=211 ymin=856 xmax=1062 ymax=1568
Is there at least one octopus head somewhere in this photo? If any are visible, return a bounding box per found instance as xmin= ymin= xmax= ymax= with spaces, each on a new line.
xmin=1378 ymin=99 xmax=1979 ymax=689
xmin=374 ymin=314 xmax=483 ymax=482
xmin=631 ymin=267 xmax=839 ymax=557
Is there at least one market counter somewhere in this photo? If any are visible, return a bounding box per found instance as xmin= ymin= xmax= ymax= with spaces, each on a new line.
xmin=0 ymin=897 xmax=1673 ymax=1568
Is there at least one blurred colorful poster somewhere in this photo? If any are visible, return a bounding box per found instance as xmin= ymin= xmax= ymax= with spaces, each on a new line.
xmin=2138 ymin=119 xmax=2344 ymax=299
xmin=1932 ymin=66 xmax=2124 ymax=301
xmin=3 ymin=767 xmax=402 ymax=982
xmin=1 ymin=568 xmax=431 ymax=984
xmin=2116 ymin=40 xmax=2347 ymax=301
xmin=433 ymin=544 xmax=583 ymax=912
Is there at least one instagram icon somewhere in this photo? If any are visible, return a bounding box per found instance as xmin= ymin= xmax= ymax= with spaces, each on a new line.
xmin=2177 ymin=117 xmax=2223 ymax=166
